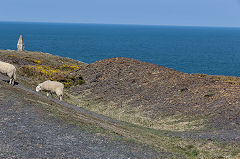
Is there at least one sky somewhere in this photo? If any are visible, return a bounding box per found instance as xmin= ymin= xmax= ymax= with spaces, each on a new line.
xmin=1 ymin=0 xmax=240 ymax=27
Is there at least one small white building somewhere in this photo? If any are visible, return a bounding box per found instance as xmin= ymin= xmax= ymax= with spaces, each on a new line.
xmin=17 ymin=35 xmax=25 ymax=51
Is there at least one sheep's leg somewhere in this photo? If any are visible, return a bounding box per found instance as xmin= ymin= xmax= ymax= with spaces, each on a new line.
xmin=47 ymin=92 xmax=49 ymax=96
xmin=9 ymin=78 xmax=12 ymax=85
xmin=11 ymin=78 xmax=14 ymax=86
xmin=59 ymin=95 xmax=62 ymax=101
xmin=7 ymin=72 xmax=12 ymax=85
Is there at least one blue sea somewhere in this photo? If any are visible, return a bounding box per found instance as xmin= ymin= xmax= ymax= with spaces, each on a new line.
xmin=1 ymin=22 xmax=240 ymax=76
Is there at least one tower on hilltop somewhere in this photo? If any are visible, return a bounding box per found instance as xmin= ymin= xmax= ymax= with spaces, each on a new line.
xmin=17 ymin=35 xmax=25 ymax=51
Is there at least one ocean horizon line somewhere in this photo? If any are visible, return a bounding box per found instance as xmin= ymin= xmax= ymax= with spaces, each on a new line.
xmin=1 ymin=20 xmax=240 ymax=29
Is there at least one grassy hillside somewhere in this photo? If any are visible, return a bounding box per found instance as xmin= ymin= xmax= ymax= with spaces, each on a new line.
xmin=0 ymin=50 xmax=239 ymax=158
xmin=0 ymin=50 xmax=86 ymax=88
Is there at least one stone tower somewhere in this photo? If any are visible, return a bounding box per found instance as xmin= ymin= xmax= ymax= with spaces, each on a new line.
xmin=17 ymin=35 xmax=25 ymax=51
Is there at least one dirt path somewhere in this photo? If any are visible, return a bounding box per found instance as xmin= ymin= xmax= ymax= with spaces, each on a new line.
xmin=0 ymin=76 xmax=178 ymax=158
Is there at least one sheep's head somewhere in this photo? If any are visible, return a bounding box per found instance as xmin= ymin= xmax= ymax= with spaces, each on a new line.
xmin=36 ymin=84 xmax=42 ymax=92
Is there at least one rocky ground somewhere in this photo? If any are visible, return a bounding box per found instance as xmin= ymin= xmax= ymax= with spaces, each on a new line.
xmin=0 ymin=76 xmax=172 ymax=158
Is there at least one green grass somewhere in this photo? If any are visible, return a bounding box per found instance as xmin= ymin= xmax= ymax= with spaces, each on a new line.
xmin=65 ymin=91 xmax=209 ymax=132
xmin=64 ymin=91 xmax=240 ymax=159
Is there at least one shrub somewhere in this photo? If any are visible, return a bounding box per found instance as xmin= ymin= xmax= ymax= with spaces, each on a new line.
xmin=58 ymin=64 xmax=80 ymax=71
xmin=20 ymin=64 xmax=84 ymax=87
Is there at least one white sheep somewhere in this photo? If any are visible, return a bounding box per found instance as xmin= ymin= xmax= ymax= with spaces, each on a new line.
xmin=36 ymin=80 xmax=64 ymax=100
xmin=0 ymin=61 xmax=17 ymax=85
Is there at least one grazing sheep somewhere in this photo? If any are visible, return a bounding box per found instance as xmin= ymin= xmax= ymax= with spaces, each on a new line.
xmin=36 ymin=80 xmax=64 ymax=100
xmin=0 ymin=61 xmax=17 ymax=85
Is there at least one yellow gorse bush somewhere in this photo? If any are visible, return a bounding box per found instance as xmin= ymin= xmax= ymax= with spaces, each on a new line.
xmin=21 ymin=63 xmax=84 ymax=88
xmin=63 ymin=82 xmax=71 ymax=85
xmin=8 ymin=55 xmax=42 ymax=64
xmin=8 ymin=55 xmax=16 ymax=57
xmin=26 ymin=65 xmax=61 ymax=77
xmin=6 ymin=54 xmax=85 ymax=88
xmin=33 ymin=60 xmax=41 ymax=64
xmin=61 ymin=64 xmax=79 ymax=70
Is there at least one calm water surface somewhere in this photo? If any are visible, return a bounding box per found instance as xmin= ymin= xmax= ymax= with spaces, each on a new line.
xmin=1 ymin=22 xmax=240 ymax=76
